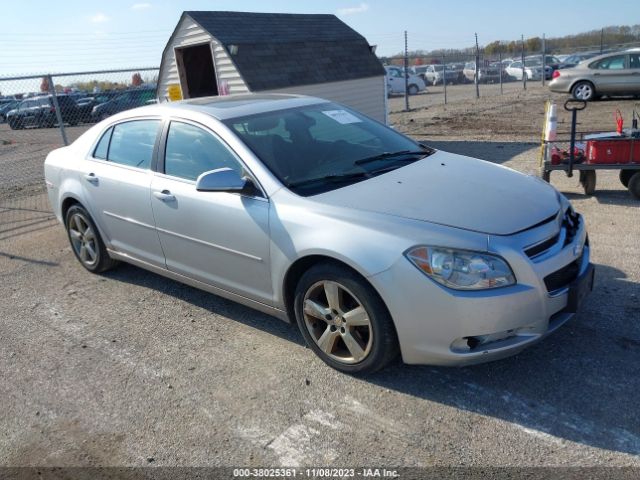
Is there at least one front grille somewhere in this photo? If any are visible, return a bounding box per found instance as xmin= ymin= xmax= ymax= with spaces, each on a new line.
xmin=544 ymin=256 xmax=582 ymax=292
xmin=525 ymin=233 xmax=559 ymax=258
xmin=525 ymin=208 xmax=580 ymax=260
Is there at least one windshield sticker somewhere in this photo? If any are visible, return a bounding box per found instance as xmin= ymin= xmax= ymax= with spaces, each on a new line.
xmin=321 ymin=110 xmax=362 ymax=124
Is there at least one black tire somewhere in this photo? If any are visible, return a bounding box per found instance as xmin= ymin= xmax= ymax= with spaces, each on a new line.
xmin=580 ymin=170 xmax=597 ymax=195
xmin=572 ymin=81 xmax=596 ymax=101
xmin=408 ymin=84 xmax=419 ymax=95
xmin=620 ymin=169 xmax=634 ymax=188
xmin=65 ymin=204 xmax=118 ymax=273
xmin=8 ymin=118 xmax=22 ymax=130
xmin=541 ymin=169 xmax=550 ymax=182
xmin=294 ymin=262 xmax=399 ymax=374
xmin=628 ymin=172 xmax=640 ymax=200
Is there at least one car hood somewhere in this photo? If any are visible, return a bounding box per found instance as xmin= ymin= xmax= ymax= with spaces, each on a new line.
xmin=313 ymin=151 xmax=560 ymax=236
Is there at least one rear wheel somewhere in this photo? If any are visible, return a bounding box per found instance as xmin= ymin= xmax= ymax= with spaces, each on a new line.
xmin=580 ymin=170 xmax=596 ymax=195
xmin=628 ymin=172 xmax=640 ymax=200
xmin=294 ymin=263 xmax=399 ymax=374
xmin=65 ymin=205 xmax=118 ymax=273
xmin=572 ymin=81 xmax=595 ymax=101
xmin=620 ymin=169 xmax=635 ymax=188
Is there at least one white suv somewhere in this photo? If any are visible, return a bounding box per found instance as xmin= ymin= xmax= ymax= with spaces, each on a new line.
xmin=385 ymin=66 xmax=427 ymax=95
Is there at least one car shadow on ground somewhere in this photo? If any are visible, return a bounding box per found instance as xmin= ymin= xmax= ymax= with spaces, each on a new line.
xmin=103 ymin=260 xmax=639 ymax=456
xmin=101 ymin=263 xmax=304 ymax=347
xmin=365 ymin=262 xmax=640 ymax=456
xmin=425 ymin=140 xmax=538 ymax=165
xmin=563 ymin=189 xmax=638 ymax=206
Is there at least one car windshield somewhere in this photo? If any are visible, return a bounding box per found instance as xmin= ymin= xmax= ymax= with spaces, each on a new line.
xmin=224 ymin=102 xmax=433 ymax=196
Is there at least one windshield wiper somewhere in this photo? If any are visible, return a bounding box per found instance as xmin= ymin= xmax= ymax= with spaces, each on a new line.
xmin=288 ymin=171 xmax=370 ymax=188
xmin=354 ymin=149 xmax=432 ymax=166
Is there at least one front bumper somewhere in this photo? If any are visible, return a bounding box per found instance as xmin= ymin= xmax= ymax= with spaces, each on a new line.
xmin=370 ymin=212 xmax=592 ymax=366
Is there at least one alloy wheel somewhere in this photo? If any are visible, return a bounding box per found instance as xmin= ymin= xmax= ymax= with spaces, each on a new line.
xmin=68 ymin=212 xmax=99 ymax=267
xmin=302 ymin=280 xmax=373 ymax=364
xmin=574 ymin=83 xmax=593 ymax=100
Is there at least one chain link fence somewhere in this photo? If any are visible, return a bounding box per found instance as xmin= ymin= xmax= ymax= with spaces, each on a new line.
xmin=0 ymin=68 xmax=158 ymax=242
xmin=383 ymin=39 xmax=640 ymax=112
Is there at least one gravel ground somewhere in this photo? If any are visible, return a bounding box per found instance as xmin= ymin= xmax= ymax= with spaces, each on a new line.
xmin=1 ymin=84 xmax=639 ymax=470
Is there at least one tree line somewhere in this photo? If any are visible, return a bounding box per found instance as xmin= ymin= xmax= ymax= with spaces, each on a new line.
xmin=381 ymin=24 xmax=640 ymax=63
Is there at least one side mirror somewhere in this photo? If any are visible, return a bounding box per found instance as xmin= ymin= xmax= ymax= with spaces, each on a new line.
xmin=195 ymin=167 xmax=259 ymax=196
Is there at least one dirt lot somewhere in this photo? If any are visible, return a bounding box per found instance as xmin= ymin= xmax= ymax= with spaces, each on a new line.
xmin=1 ymin=83 xmax=639 ymax=470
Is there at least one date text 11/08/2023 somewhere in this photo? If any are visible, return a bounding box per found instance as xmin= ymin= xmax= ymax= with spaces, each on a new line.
xmin=232 ymin=468 xmax=400 ymax=478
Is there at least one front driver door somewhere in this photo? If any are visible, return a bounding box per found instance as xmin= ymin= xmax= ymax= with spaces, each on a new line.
xmin=150 ymin=120 xmax=272 ymax=304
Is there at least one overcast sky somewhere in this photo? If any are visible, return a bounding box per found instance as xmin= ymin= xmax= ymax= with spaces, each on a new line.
xmin=0 ymin=0 xmax=637 ymax=76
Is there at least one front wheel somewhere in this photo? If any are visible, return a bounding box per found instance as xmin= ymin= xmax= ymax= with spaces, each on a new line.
xmin=408 ymin=84 xmax=419 ymax=95
xmin=65 ymin=205 xmax=118 ymax=273
xmin=572 ymin=81 xmax=595 ymax=101
xmin=294 ymin=263 xmax=399 ymax=374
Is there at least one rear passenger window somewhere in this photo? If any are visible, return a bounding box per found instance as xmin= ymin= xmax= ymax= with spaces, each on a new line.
xmin=107 ymin=120 xmax=160 ymax=169
xmin=93 ymin=127 xmax=112 ymax=160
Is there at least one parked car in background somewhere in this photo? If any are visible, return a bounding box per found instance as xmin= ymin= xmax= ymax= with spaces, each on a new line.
xmin=463 ymin=61 xmax=501 ymax=83
xmin=549 ymin=51 xmax=640 ymax=100
xmin=413 ymin=65 xmax=429 ymax=82
xmin=559 ymin=52 xmax=600 ymax=70
xmin=44 ymin=94 xmax=593 ymax=373
xmin=524 ymin=55 xmax=562 ymax=79
xmin=0 ymin=101 xmax=19 ymax=123
xmin=91 ymin=88 xmax=156 ymax=121
xmin=447 ymin=63 xmax=466 ymax=84
xmin=385 ymin=66 xmax=426 ymax=95
xmin=6 ymin=94 xmax=80 ymax=129
xmin=505 ymin=60 xmax=543 ymax=81
xmin=423 ymin=64 xmax=458 ymax=85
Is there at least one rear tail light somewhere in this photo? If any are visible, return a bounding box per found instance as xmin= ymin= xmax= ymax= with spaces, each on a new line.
xmin=552 ymin=70 xmax=561 ymax=79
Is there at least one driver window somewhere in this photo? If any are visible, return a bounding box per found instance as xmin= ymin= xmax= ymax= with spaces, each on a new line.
xmin=164 ymin=122 xmax=242 ymax=181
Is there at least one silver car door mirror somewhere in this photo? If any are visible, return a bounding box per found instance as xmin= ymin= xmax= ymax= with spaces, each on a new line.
xmin=196 ymin=167 xmax=249 ymax=193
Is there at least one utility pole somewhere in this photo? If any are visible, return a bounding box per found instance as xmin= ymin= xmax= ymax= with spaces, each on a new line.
xmin=404 ymin=30 xmax=409 ymax=111
xmin=474 ymin=33 xmax=480 ymax=99
xmin=600 ymin=28 xmax=604 ymax=53
xmin=542 ymin=33 xmax=546 ymax=87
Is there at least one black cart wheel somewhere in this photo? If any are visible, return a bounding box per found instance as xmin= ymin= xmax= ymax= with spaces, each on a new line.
xmin=620 ymin=169 xmax=635 ymax=188
xmin=628 ymin=172 xmax=640 ymax=200
xmin=580 ymin=170 xmax=596 ymax=195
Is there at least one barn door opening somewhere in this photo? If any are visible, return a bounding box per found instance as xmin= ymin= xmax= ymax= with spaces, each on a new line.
xmin=175 ymin=43 xmax=218 ymax=99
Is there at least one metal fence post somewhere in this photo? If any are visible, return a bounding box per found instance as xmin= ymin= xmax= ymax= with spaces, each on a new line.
xmin=47 ymin=74 xmax=68 ymax=146
xmin=442 ymin=54 xmax=447 ymax=105
xmin=474 ymin=33 xmax=480 ymax=99
xmin=542 ymin=33 xmax=546 ymax=87
xmin=404 ymin=30 xmax=410 ymax=111
xmin=521 ymin=35 xmax=527 ymax=91
xmin=499 ymin=51 xmax=503 ymax=95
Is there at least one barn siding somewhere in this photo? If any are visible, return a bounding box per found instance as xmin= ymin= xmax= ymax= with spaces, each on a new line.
xmin=158 ymin=16 xmax=248 ymax=101
xmin=265 ymin=76 xmax=386 ymax=123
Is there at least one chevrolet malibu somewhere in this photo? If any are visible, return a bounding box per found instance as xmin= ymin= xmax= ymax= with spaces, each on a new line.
xmin=44 ymin=94 xmax=594 ymax=374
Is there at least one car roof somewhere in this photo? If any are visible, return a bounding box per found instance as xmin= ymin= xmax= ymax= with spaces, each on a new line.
xmin=115 ymin=94 xmax=330 ymax=121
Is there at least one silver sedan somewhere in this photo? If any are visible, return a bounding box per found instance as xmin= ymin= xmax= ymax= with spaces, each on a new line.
xmin=549 ymin=50 xmax=640 ymax=100
xmin=44 ymin=94 xmax=594 ymax=373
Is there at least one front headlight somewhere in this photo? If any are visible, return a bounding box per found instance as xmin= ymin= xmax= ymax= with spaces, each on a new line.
xmin=405 ymin=246 xmax=516 ymax=290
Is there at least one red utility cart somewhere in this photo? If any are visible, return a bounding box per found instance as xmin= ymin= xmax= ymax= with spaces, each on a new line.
xmin=540 ymin=100 xmax=640 ymax=198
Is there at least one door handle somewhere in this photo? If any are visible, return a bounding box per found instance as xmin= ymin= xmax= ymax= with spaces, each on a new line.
xmin=593 ymin=73 xmax=601 ymax=76
xmin=153 ymin=190 xmax=176 ymax=202
xmin=83 ymin=173 xmax=98 ymax=184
